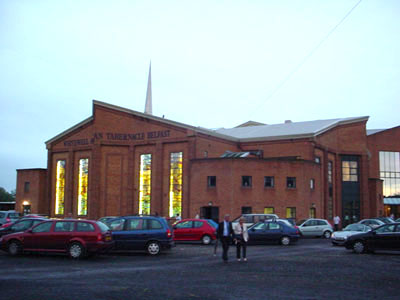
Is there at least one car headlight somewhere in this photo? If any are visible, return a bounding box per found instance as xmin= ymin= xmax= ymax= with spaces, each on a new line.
xmin=331 ymin=233 xmax=336 ymax=238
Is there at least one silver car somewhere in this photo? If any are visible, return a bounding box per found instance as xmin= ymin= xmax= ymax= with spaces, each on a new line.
xmin=0 ymin=211 xmax=21 ymax=226
xmin=358 ymin=218 xmax=385 ymax=228
xmin=331 ymin=223 xmax=371 ymax=246
xmin=296 ymin=218 xmax=333 ymax=238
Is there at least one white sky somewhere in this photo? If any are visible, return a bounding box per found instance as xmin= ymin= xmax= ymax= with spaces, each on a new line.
xmin=1 ymin=0 xmax=399 ymax=192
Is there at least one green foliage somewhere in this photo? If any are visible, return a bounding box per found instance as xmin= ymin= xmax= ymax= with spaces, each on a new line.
xmin=0 ymin=187 xmax=15 ymax=202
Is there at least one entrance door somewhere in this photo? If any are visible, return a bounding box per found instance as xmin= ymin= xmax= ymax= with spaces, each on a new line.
xmin=200 ymin=206 xmax=219 ymax=223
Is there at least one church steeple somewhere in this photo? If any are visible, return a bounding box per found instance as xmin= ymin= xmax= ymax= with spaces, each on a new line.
xmin=144 ymin=62 xmax=152 ymax=115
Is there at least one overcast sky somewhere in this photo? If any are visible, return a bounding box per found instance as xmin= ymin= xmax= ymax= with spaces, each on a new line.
xmin=1 ymin=0 xmax=399 ymax=192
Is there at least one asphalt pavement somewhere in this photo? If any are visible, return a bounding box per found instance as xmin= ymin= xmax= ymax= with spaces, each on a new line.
xmin=0 ymin=238 xmax=399 ymax=300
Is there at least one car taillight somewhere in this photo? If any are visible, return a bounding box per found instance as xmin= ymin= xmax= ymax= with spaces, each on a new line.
xmin=97 ymin=233 xmax=103 ymax=242
xmin=6 ymin=217 xmax=10 ymax=222
xmin=166 ymin=228 xmax=172 ymax=238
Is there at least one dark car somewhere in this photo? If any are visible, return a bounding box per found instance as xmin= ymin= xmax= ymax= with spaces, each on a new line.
xmin=0 ymin=217 xmax=47 ymax=237
xmin=98 ymin=216 xmax=119 ymax=227
xmin=173 ymin=218 xmax=217 ymax=244
xmin=108 ymin=216 xmax=174 ymax=255
xmin=345 ymin=222 xmax=400 ymax=254
xmin=0 ymin=219 xmax=113 ymax=258
xmin=248 ymin=220 xmax=301 ymax=246
xmin=373 ymin=217 xmax=395 ymax=224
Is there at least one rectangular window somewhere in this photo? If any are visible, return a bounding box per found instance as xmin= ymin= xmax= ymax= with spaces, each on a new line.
xmin=24 ymin=182 xmax=30 ymax=193
xmin=139 ymin=154 xmax=152 ymax=215
xmin=169 ymin=152 xmax=183 ymax=218
xmin=342 ymin=161 xmax=358 ymax=182
xmin=242 ymin=176 xmax=252 ymax=187
xmin=379 ymin=151 xmax=400 ymax=197
xmin=264 ymin=176 xmax=274 ymax=188
xmin=286 ymin=207 xmax=296 ymax=219
xmin=55 ymin=160 xmax=66 ymax=215
xmin=207 ymin=176 xmax=216 ymax=187
xmin=241 ymin=206 xmax=252 ymax=214
xmin=264 ymin=207 xmax=274 ymax=214
xmin=310 ymin=179 xmax=315 ymax=190
xmin=78 ymin=158 xmax=89 ymax=216
xmin=287 ymin=177 xmax=296 ymax=188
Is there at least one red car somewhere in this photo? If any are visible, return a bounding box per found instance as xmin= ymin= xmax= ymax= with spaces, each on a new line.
xmin=173 ymin=219 xmax=218 ymax=244
xmin=0 ymin=219 xmax=114 ymax=259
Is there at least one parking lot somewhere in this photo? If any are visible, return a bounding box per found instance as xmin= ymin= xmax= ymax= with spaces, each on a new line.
xmin=0 ymin=238 xmax=399 ymax=300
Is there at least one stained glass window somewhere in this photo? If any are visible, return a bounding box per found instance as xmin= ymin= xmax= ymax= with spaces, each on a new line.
xmin=55 ymin=160 xmax=66 ymax=215
xmin=139 ymin=154 xmax=152 ymax=215
xmin=78 ymin=158 xmax=89 ymax=216
xmin=169 ymin=152 xmax=183 ymax=217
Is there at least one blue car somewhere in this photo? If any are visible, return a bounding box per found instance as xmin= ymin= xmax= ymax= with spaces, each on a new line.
xmin=248 ymin=220 xmax=301 ymax=246
xmin=108 ymin=216 xmax=175 ymax=255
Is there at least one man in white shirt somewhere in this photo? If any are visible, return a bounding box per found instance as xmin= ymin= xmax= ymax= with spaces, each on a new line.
xmin=334 ymin=215 xmax=341 ymax=231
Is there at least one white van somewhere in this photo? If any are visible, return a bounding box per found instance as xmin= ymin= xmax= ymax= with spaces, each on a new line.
xmin=232 ymin=214 xmax=279 ymax=228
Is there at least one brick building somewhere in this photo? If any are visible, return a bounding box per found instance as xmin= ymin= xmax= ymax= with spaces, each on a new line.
xmin=15 ymin=100 xmax=400 ymax=224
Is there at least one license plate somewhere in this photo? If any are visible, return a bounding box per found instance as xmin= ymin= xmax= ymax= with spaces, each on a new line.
xmin=105 ymin=236 xmax=111 ymax=241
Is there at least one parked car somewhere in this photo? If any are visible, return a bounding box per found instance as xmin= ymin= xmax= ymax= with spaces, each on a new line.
xmin=296 ymin=218 xmax=333 ymax=238
xmin=331 ymin=223 xmax=371 ymax=246
xmin=108 ymin=216 xmax=174 ymax=255
xmin=373 ymin=217 xmax=395 ymax=224
xmin=0 ymin=219 xmax=113 ymax=258
xmin=0 ymin=217 xmax=47 ymax=237
xmin=345 ymin=223 xmax=400 ymax=254
xmin=0 ymin=211 xmax=21 ymax=226
xmin=248 ymin=220 xmax=300 ymax=245
xmin=396 ymin=218 xmax=400 ymax=223
xmin=173 ymin=219 xmax=217 ymax=244
xmin=358 ymin=219 xmax=385 ymax=229
xmin=232 ymin=214 xmax=279 ymax=228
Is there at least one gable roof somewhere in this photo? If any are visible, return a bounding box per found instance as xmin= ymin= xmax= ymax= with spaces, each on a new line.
xmin=214 ymin=117 xmax=369 ymax=142
xmin=45 ymin=100 xmax=369 ymax=145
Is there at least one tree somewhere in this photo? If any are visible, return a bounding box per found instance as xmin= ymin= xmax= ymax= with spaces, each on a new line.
xmin=0 ymin=187 xmax=15 ymax=202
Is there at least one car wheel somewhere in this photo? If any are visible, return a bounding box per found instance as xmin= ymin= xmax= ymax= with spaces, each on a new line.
xmin=147 ymin=241 xmax=161 ymax=255
xmin=280 ymin=236 xmax=291 ymax=246
xmin=201 ymin=235 xmax=212 ymax=245
xmin=8 ymin=240 xmax=22 ymax=256
xmin=68 ymin=242 xmax=86 ymax=259
xmin=323 ymin=231 xmax=331 ymax=239
xmin=353 ymin=241 xmax=365 ymax=254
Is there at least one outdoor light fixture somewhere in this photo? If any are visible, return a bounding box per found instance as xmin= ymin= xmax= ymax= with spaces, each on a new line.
xmin=208 ymin=201 xmax=213 ymax=206
xmin=22 ymin=200 xmax=30 ymax=206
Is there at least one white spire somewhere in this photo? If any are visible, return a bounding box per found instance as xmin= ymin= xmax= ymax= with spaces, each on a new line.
xmin=144 ymin=62 xmax=152 ymax=115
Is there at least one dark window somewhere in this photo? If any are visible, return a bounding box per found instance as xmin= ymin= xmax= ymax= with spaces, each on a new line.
xmin=287 ymin=177 xmax=296 ymax=188
xmin=32 ymin=222 xmax=52 ymax=233
xmin=317 ymin=220 xmax=327 ymax=226
xmin=193 ymin=221 xmax=204 ymax=228
xmin=268 ymin=223 xmax=281 ymax=230
xmin=242 ymin=176 xmax=252 ymax=187
xmin=24 ymin=182 xmax=30 ymax=193
xmin=145 ymin=219 xmax=163 ymax=230
xmin=54 ymin=221 xmax=74 ymax=232
xmin=76 ymin=222 xmax=95 ymax=232
xmin=241 ymin=207 xmax=252 ymax=214
xmin=126 ymin=219 xmax=142 ymax=230
xmin=264 ymin=176 xmax=274 ymax=188
xmin=175 ymin=221 xmax=192 ymax=229
xmin=108 ymin=219 xmax=125 ymax=231
xmin=207 ymin=176 xmax=216 ymax=187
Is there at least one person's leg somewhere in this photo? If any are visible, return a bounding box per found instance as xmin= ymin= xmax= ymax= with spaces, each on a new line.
xmin=243 ymin=242 xmax=247 ymax=260
xmin=236 ymin=242 xmax=241 ymax=259
xmin=222 ymin=238 xmax=228 ymax=261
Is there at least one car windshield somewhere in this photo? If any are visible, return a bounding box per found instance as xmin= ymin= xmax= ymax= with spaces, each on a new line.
xmin=343 ymin=224 xmax=364 ymax=232
xmin=206 ymin=219 xmax=218 ymax=228
xmin=296 ymin=219 xmax=306 ymax=226
xmin=9 ymin=213 xmax=20 ymax=219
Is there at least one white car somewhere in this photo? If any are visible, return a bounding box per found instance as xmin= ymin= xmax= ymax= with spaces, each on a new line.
xmin=331 ymin=223 xmax=371 ymax=246
xmin=296 ymin=218 xmax=333 ymax=238
xmin=232 ymin=214 xmax=279 ymax=228
xmin=358 ymin=219 xmax=385 ymax=229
